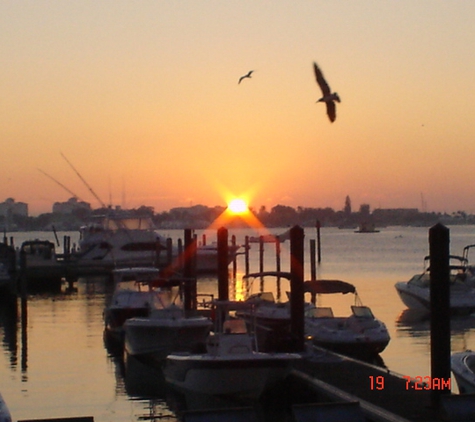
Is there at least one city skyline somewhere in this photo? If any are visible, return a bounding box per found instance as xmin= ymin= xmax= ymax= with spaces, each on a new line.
xmin=2 ymin=2 xmax=475 ymax=215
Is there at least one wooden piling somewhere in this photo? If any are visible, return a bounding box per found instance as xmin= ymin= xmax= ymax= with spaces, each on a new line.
xmin=429 ymin=223 xmax=451 ymax=407
xmin=290 ymin=225 xmax=305 ymax=353
xmin=217 ymin=227 xmax=229 ymax=301
xmin=183 ymin=229 xmax=197 ymax=310
xmin=244 ymin=236 xmax=250 ymax=276
xmin=310 ymin=239 xmax=316 ymax=281
xmin=231 ymin=235 xmax=237 ymax=279
xmin=316 ymin=220 xmax=322 ymax=263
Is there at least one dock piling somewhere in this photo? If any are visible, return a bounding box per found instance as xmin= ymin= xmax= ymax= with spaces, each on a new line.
xmin=429 ymin=222 xmax=451 ymax=407
xmin=290 ymin=225 xmax=305 ymax=353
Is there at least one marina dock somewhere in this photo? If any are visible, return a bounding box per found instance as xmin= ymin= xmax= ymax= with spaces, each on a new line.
xmin=5 ymin=224 xmax=475 ymax=422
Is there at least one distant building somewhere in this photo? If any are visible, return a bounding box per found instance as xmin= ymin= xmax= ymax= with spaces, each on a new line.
xmin=52 ymin=197 xmax=91 ymax=214
xmin=0 ymin=197 xmax=28 ymax=218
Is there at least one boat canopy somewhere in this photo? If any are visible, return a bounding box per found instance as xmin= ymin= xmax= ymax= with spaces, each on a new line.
xmin=243 ymin=272 xmax=356 ymax=295
xmin=303 ymin=279 xmax=356 ymax=295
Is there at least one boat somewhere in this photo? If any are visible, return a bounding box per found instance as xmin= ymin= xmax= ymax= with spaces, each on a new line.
xmin=18 ymin=239 xmax=65 ymax=291
xmin=0 ymin=392 xmax=11 ymax=422
xmin=354 ymin=222 xmax=380 ymax=233
xmin=304 ymin=279 xmax=390 ymax=356
xmin=0 ymin=243 xmax=16 ymax=295
xmin=74 ymin=214 xmax=241 ymax=274
xmin=248 ymin=229 xmax=291 ymax=243
xmin=163 ymin=300 xmax=300 ymax=398
xmin=123 ymin=279 xmax=212 ymax=363
xmin=451 ymin=350 xmax=475 ymax=393
xmin=74 ymin=214 xmax=168 ymax=273
xmin=394 ymin=254 xmax=475 ymax=314
xmin=103 ymin=267 xmax=168 ymax=344
xmin=239 ymin=272 xmax=390 ymax=357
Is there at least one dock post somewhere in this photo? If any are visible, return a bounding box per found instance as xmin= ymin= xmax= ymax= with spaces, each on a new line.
xmin=231 ymin=235 xmax=237 ymax=279
xmin=290 ymin=225 xmax=305 ymax=353
xmin=429 ymin=223 xmax=451 ymax=407
xmin=217 ymin=227 xmax=229 ymax=301
xmin=244 ymin=236 xmax=250 ymax=276
xmin=166 ymin=238 xmax=173 ymax=268
xmin=310 ymin=239 xmax=316 ymax=281
xmin=183 ymin=229 xmax=197 ymax=310
xmin=316 ymin=220 xmax=322 ymax=263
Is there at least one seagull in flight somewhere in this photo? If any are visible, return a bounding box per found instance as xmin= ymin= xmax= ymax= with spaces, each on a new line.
xmin=238 ymin=70 xmax=254 ymax=84
xmin=313 ymin=62 xmax=340 ymax=122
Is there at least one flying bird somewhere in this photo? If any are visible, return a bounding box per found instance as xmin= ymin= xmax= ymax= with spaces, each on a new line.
xmin=313 ymin=62 xmax=340 ymax=122
xmin=238 ymin=70 xmax=254 ymax=84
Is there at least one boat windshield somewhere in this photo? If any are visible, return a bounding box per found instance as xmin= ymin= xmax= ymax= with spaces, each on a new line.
xmin=351 ymin=305 xmax=374 ymax=318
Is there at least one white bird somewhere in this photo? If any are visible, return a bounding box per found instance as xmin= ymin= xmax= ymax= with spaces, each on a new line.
xmin=313 ymin=62 xmax=340 ymax=122
xmin=238 ymin=70 xmax=254 ymax=84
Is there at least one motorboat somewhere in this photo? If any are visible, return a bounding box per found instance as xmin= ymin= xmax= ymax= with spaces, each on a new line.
xmin=163 ymin=300 xmax=300 ymax=399
xmin=451 ymin=350 xmax=475 ymax=393
xmin=248 ymin=229 xmax=291 ymax=243
xmin=123 ymin=279 xmax=212 ymax=363
xmin=18 ymin=240 xmax=65 ymax=291
xmin=239 ymin=272 xmax=390 ymax=357
xmin=394 ymin=255 xmax=475 ymax=314
xmin=74 ymin=214 xmax=240 ymax=274
xmin=74 ymin=214 xmax=168 ymax=273
xmin=0 ymin=392 xmax=11 ymax=422
xmin=103 ymin=267 xmax=167 ymax=344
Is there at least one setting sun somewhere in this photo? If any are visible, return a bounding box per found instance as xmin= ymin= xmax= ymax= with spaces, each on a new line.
xmin=227 ymin=198 xmax=248 ymax=214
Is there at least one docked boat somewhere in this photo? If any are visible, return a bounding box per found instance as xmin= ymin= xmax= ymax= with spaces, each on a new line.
xmin=123 ymin=279 xmax=212 ymax=363
xmin=0 ymin=392 xmax=11 ymax=422
xmin=18 ymin=239 xmax=65 ymax=291
xmin=304 ymin=279 xmax=390 ymax=356
xmin=239 ymin=272 xmax=390 ymax=357
xmin=163 ymin=300 xmax=300 ymax=399
xmin=451 ymin=350 xmax=475 ymax=393
xmin=103 ymin=267 xmax=166 ymax=344
xmin=394 ymin=255 xmax=475 ymax=314
xmin=74 ymin=214 xmax=240 ymax=274
xmin=0 ymin=243 xmax=16 ymax=295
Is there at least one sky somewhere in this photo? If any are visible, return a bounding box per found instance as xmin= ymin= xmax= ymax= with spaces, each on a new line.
xmin=1 ymin=1 xmax=475 ymax=216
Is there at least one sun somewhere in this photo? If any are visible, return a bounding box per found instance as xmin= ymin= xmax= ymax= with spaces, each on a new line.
xmin=227 ymin=198 xmax=249 ymax=215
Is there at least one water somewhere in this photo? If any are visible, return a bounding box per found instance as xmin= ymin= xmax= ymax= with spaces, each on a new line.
xmin=2 ymin=225 xmax=475 ymax=421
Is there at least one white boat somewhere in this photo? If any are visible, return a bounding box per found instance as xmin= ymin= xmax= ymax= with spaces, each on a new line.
xmin=451 ymin=350 xmax=475 ymax=393
xmin=75 ymin=215 xmax=168 ymax=272
xmin=395 ymin=255 xmax=475 ymax=314
xmin=103 ymin=267 xmax=166 ymax=344
xmin=239 ymin=272 xmax=390 ymax=357
xmin=0 ymin=392 xmax=11 ymax=422
xmin=124 ymin=280 xmax=212 ymax=362
xmin=75 ymin=214 xmax=240 ymax=274
xmin=163 ymin=300 xmax=300 ymax=399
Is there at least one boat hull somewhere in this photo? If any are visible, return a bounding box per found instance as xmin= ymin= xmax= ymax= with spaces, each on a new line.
xmin=164 ymin=353 xmax=296 ymax=398
xmin=124 ymin=317 xmax=211 ymax=360
xmin=395 ymin=281 xmax=475 ymax=315
xmin=451 ymin=351 xmax=475 ymax=394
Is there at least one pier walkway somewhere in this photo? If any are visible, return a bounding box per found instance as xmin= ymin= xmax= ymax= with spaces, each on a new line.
xmin=293 ymin=346 xmax=450 ymax=422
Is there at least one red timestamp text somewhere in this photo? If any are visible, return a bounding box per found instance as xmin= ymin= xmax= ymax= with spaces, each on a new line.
xmin=369 ymin=375 xmax=451 ymax=391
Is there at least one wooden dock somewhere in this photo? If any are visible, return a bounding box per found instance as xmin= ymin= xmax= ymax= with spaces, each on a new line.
xmin=291 ymin=345 xmax=467 ymax=422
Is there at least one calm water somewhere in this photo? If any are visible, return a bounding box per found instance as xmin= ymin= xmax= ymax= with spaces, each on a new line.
xmin=2 ymin=225 xmax=475 ymax=421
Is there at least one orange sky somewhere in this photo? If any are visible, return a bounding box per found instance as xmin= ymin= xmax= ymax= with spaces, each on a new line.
xmin=2 ymin=1 xmax=475 ymax=215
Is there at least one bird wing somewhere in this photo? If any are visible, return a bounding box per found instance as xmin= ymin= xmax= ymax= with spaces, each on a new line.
xmin=313 ymin=62 xmax=331 ymax=96
xmin=326 ymin=101 xmax=336 ymax=122
xmin=238 ymin=76 xmax=244 ymax=84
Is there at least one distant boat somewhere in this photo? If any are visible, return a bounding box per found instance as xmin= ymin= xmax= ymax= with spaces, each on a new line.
xmin=354 ymin=222 xmax=380 ymax=233
xmin=248 ymin=229 xmax=291 ymax=243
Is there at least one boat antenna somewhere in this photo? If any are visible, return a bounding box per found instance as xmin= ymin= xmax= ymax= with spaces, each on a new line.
xmin=38 ymin=168 xmax=86 ymax=202
xmin=60 ymin=151 xmax=107 ymax=209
